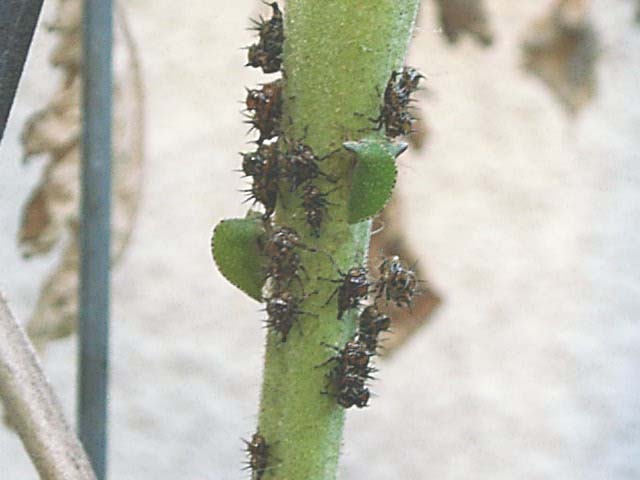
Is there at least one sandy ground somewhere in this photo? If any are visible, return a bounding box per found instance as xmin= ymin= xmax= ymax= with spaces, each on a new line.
xmin=1 ymin=0 xmax=639 ymax=478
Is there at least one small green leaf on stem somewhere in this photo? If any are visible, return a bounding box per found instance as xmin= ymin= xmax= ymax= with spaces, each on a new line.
xmin=211 ymin=217 xmax=266 ymax=301
xmin=345 ymin=138 xmax=407 ymax=224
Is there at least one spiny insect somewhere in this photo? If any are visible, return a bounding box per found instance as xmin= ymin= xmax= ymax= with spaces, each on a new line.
xmin=321 ymin=336 xmax=375 ymax=409
xmin=260 ymin=225 xmax=314 ymax=290
xmin=279 ymin=138 xmax=335 ymax=192
xmin=301 ymin=184 xmax=335 ymax=237
xmin=245 ymin=79 xmax=282 ymax=144
xmin=390 ymin=67 xmax=422 ymax=104
xmin=333 ymin=337 xmax=373 ymax=369
xmin=358 ymin=305 xmax=391 ymax=354
xmin=323 ymin=264 xmax=371 ymax=320
xmin=245 ymin=175 xmax=278 ymax=219
xmin=332 ymin=371 xmax=370 ymax=409
xmin=379 ymin=66 xmax=424 ymax=138
xmin=241 ymin=142 xmax=279 ymax=218
xmin=246 ymin=2 xmax=284 ymax=74
xmin=241 ymin=142 xmax=278 ymax=178
xmin=250 ymin=2 xmax=284 ymax=53
xmin=243 ymin=432 xmax=269 ymax=480
xmin=265 ymin=290 xmax=314 ymax=342
xmin=374 ymin=255 xmax=419 ymax=308
xmin=268 ymin=252 xmax=305 ymax=290
xmin=262 ymin=225 xmax=311 ymax=258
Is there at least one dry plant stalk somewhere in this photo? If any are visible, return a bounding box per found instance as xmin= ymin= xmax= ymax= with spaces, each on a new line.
xmin=0 ymin=293 xmax=96 ymax=480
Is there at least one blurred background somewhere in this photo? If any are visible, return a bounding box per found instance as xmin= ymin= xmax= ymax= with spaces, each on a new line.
xmin=1 ymin=0 xmax=639 ymax=478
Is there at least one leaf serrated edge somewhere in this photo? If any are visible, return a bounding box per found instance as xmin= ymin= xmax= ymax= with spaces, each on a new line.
xmin=345 ymin=139 xmax=405 ymax=224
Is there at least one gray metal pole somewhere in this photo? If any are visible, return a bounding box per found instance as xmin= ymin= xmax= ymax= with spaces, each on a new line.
xmin=79 ymin=1 xmax=112 ymax=479
xmin=0 ymin=0 xmax=44 ymax=141
xmin=0 ymin=293 xmax=97 ymax=480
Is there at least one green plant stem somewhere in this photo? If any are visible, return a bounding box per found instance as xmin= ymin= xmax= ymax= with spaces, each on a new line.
xmin=257 ymin=2 xmax=420 ymax=479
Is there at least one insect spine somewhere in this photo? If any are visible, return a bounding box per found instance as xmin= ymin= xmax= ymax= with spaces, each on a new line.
xmin=319 ymin=253 xmax=421 ymax=409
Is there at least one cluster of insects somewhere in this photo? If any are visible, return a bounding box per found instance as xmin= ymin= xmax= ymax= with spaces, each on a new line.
xmin=258 ymin=223 xmax=316 ymax=342
xmin=323 ymin=255 xmax=419 ymax=321
xmin=279 ymin=138 xmax=336 ymax=237
xmin=322 ymin=335 xmax=375 ymax=408
xmin=242 ymin=3 xmax=335 ymax=236
xmin=320 ymin=255 xmax=419 ymax=409
xmin=378 ymin=66 xmax=424 ymax=138
xmin=244 ymin=1 xmax=284 ymax=147
xmin=241 ymin=4 xmax=337 ymax=351
xmin=319 ymin=305 xmax=392 ymax=409
xmin=241 ymin=139 xmax=335 ymax=235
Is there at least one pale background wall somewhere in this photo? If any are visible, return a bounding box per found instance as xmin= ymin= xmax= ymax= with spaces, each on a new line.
xmin=1 ymin=0 xmax=639 ymax=478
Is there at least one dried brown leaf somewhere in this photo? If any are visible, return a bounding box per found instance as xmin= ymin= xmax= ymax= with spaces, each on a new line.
xmin=433 ymin=0 xmax=494 ymax=47
xmin=18 ymin=0 xmax=144 ymax=349
xmin=522 ymin=0 xmax=599 ymax=114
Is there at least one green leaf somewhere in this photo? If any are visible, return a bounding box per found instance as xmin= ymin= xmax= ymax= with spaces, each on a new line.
xmin=344 ymin=138 xmax=407 ymax=224
xmin=211 ymin=217 xmax=266 ymax=301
